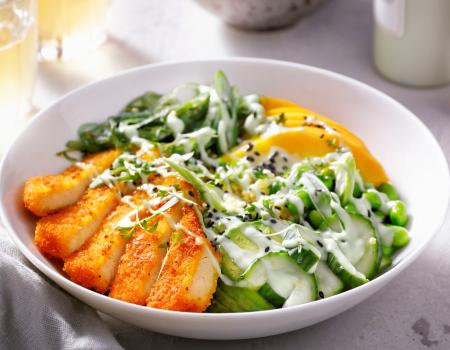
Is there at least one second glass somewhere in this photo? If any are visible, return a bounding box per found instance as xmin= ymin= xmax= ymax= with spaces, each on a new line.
xmin=38 ymin=0 xmax=111 ymax=60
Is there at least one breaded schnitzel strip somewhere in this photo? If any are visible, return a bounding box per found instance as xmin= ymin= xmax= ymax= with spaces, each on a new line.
xmin=24 ymin=149 xmax=119 ymax=216
xmin=109 ymin=179 xmax=200 ymax=305
xmin=63 ymin=190 xmax=149 ymax=293
xmin=33 ymin=149 xmax=161 ymax=260
xmin=147 ymin=206 xmax=220 ymax=312
xmin=108 ymin=210 xmax=180 ymax=304
xmin=35 ymin=186 xmax=119 ymax=259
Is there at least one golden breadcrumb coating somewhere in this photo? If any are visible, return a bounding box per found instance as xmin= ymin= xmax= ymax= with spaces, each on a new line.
xmin=146 ymin=205 xmax=220 ymax=312
xmin=27 ymin=146 xmax=220 ymax=312
xmin=63 ymin=190 xmax=149 ymax=293
xmin=34 ymin=186 xmax=120 ymax=259
xmin=109 ymin=179 xmax=200 ymax=305
xmin=24 ymin=149 xmax=119 ymax=216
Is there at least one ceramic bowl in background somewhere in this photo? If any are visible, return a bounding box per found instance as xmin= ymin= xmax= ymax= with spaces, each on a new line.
xmin=194 ymin=0 xmax=328 ymax=30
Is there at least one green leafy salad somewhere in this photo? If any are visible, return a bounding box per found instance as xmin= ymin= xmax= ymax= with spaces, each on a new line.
xmin=61 ymin=71 xmax=410 ymax=312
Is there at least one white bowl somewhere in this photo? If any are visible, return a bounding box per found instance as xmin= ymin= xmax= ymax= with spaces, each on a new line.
xmin=1 ymin=58 xmax=448 ymax=340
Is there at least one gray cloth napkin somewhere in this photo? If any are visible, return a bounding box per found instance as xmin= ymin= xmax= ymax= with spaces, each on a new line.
xmin=0 ymin=231 xmax=124 ymax=350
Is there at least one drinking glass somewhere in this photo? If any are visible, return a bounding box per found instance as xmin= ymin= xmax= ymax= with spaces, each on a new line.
xmin=0 ymin=0 xmax=37 ymax=119
xmin=38 ymin=0 xmax=111 ymax=60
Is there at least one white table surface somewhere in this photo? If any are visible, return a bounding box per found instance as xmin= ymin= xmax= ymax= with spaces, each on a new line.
xmin=25 ymin=0 xmax=450 ymax=348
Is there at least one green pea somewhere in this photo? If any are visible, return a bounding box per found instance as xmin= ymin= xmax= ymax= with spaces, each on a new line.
xmin=344 ymin=202 xmax=358 ymax=214
xmin=373 ymin=210 xmax=385 ymax=220
xmin=308 ymin=210 xmax=324 ymax=229
xmin=287 ymin=202 xmax=299 ymax=217
xmin=364 ymin=191 xmax=382 ymax=210
xmin=296 ymin=164 xmax=313 ymax=180
xmin=378 ymin=183 xmax=400 ymax=200
xmin=325 ymin=214 xmax=342 ymax=232
xmin=353 ymin=182 xmax=362 ymax=198
xmin=320 ymin=177 xmax=334 ymax=191
xmin=389 ymin=201 xmax=408 ymax=226
xmin=391 ymin=225 xmax=410 ymax=248
xmin=298 ymin=189 xmax=313 ymax=210
xmin=382 ymin=245 xmax=394 ymax=257
xmin=318 ymin=169 xmax=335 ymax=191
xmin=379 ymin=255 xmax=393 ymax=271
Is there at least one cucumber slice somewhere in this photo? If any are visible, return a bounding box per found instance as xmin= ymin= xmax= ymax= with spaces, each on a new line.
xmin=258 ymin=283 xmax=285 ymax=308
xmin=219 ymin=222 xmax=285 ymax=276
xmin=219 ymin=246 xmax=244 ymax=281
xmin=332 ymin=153 xmax=356 ymax=205
xmin=283 ymin=277 xmax=318 ymax=308
xmin=228 ymin=227 xmax=259 ymax=252
xmin=217 ymin=282 xmax=274 ymax=312
xmin=314 ymin=261 xmax=344 ymax=298
xmin=290 ymin=246 xmax=320 ymax=273
xmin=326 ymin=238 xmax=369 ymax=288
xmin=346 ymin=214 xmax=381 ymax=279
xmin=332 ymin=206 xmax=381 ymax=279
xmin=207 ymin=298 xmax=230 ymax=313
xmin=212 ymin=284 xmax=244 ymax=312
xmin=283 ymin=224 xmax=323 ymax=273
xmin=240 ymin=252 xmax=317 ymax=307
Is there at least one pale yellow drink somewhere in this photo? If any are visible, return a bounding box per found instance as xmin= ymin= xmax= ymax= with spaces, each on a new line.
xmin=0 ymin=0 xmax=37 ymax=118
xmin=38 ymin=0 xmax=110 ymax=60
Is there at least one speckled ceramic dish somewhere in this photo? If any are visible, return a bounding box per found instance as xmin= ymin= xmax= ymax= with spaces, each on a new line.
xmin=194 ymin=0 xmax=328 ymax=30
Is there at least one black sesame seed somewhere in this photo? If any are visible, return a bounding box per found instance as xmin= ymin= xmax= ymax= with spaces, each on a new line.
xmin=254 ymin=151 xmax=261 ymax=156
xmin=320 ymin=134 xmax=325 ymax=139
xmin=270 ymin=219 xmax=277 ymax=224
xmin=265 ymin=247 xmax=270 ymax=253
xmin=246 ymin=143 xmax=254 ymax=152
xmin=319 ymin=291 xmax=324 ymax=299
xmin=266 ymin=236 xmax=272 ymax=241
xmin=341 ymin=239 xmax=346 ymax=243
xmin=246 ymin=156 xmax=255 ymax=162
xmin=188 ymin=203 xmax=194 ymax=207
xmin=316 ymin=240 xmax=324 ymax=247
xmin=152 ymin=187 xmax=158 ymax=192
xmin=188 ymin=191 xmax=194 ymax=197
xmin=274 ymin=206 xmax=282 ymax=210
xmin=282 ymin=156 xmax=288 ymax=162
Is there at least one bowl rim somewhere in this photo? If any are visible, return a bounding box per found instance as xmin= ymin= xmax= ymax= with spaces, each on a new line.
xmin=1 ymin=57 xmax=449 ymax=320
